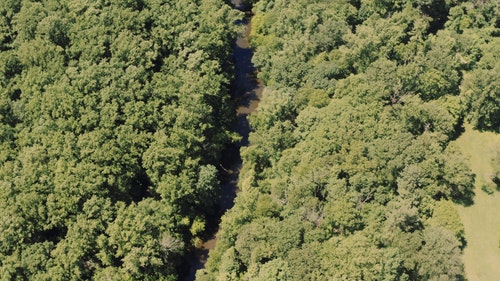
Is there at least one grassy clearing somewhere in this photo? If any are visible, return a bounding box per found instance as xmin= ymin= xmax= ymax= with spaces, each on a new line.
xmin=454 ymin=124 xmax=500 ymax=281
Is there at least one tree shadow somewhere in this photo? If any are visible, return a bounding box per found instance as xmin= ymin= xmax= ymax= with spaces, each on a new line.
xmin=452 ymin=186 xmax=475 ymax=207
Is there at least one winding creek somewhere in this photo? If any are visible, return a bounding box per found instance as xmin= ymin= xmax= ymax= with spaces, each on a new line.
xmin=181 ymin=0 xmax=262 ymax=280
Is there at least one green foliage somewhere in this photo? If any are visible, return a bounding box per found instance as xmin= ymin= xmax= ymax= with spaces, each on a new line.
xmin=0 ymin=0 xmax=240 ymax=279
xmin=462 ymin=41 xmax=500 ymax=132
xmin=202 ymin=0 xmax=496 ymax=279
xmin=1 ymin=0 xmax=496 ymax=279
xmin=427 ymin=200 xmax=465 ymax=246
xmin=418 ymin=227 xmax=465 ymax=281
xmin=98 ymin=200 xmax=183 ymax=279
xmin=450 ymin=1 xmax=500 ymax=132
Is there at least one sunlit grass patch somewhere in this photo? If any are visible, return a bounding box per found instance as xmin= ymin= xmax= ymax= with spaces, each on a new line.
xmin=455 ymin=124 xmax=500 ymax=281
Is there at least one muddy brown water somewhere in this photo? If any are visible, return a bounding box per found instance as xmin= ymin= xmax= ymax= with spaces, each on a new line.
xmin=180 ymin=1 xmax=262 ymax=280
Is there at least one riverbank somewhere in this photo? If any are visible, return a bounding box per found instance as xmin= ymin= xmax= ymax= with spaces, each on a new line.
xmin=180 ymin=0 xmax=263 ymax=279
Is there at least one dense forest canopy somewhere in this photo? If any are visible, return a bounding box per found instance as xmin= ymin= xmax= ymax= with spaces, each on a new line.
xmin=199 ymin=0 xmax=499 ymax=280
xmin=0 ymin=0 xmax=499 ymax=280
xmin=0 ymin=0 xmax=241 ymax=279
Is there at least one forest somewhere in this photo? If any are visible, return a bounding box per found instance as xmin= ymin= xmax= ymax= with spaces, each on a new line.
xmin=0 ymin=0 xmax=498 ymax=280
xmin=0 ymin=0 xmax=241 ymax=280
xmin=198 ymin=0 xmax=499 ymax=280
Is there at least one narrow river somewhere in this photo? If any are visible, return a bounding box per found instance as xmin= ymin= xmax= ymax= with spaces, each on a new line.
xmin=181 ymin=0 xmax=262 ymax=280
